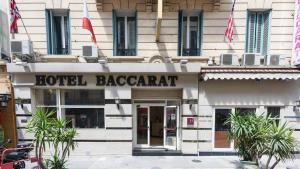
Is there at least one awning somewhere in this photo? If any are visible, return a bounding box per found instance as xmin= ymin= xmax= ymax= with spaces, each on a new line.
xmin=201 ymin=67 xmax=300 ymax=81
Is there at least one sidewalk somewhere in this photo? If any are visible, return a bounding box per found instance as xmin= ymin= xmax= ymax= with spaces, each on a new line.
xmin=26 ymin=155 xmax=300 ymax=169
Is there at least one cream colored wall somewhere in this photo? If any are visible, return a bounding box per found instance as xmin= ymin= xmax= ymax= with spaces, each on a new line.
xmin=198 ymin=80 xmax=300 ymax=151
xmin=14 ymin=0 xmax=294 ymax=64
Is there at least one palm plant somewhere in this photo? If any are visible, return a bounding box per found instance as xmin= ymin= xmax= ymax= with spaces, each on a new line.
xmin=263 ymin=122 xmax=298 ymax=169
xmin=27 ymin=108 xmax=77 ymax=169
xmin=27 ymin=108 xmax=55 ymax=169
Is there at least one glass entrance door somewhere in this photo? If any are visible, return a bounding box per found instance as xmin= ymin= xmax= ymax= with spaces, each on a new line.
xmin=164 ymin=105 xmax=178 ymax=150
xmin=136 ymin=106 xmax=149 ymax=147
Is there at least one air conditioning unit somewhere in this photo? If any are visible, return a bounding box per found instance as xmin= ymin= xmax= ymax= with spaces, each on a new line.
xmin=11 ymin=40 xmax=33 ymax=55
xmin=265 ymin=54 xmax=286 ymax=66
xmin=220 ymin=54 xmax=239 ymax=66
xmin=242 ymin=53 xmax=261 ymax=66
xmin=82 ymin=45 xmax=98 ymax=58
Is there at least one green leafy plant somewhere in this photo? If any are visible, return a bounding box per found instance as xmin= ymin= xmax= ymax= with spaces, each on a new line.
xmin=27 ymin=108 xmax=77 ymax=169
xmin=226 ymin=112 xmax=298 ymax=169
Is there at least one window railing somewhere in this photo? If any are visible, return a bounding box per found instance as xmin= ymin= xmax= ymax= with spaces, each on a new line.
xmin=116 ymin=49 xmax=136 ymax=56
xmin=182 ymin=48 xmax=200 ymax=56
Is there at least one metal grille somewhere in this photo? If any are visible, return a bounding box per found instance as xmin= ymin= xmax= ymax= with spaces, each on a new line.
xmin=11 ymin=41 xmax=22 ymax=53
xmin=82 ymin=46 xmax=92 ymax=56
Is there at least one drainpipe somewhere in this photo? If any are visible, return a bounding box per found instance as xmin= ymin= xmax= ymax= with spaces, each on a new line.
xmin=197 ymin=68 xmax=201 ymax=157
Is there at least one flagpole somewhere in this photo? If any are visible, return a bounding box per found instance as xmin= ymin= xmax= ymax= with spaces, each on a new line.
xmin=19 ymin=16 xmax=31 ymax=41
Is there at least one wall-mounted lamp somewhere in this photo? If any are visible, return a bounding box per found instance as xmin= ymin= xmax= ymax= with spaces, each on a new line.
xmin=115 ymin=97 xmax=120 ymax=109
xmin=15 ymin=61 xmax=28 ymax=67
xmin=15 ymin=97 xmax=23 ymax=109
xmin=294 ymin=99 xmax=300 ymax=112
xmin=98 ymin=59 xmax=108 ymax=67
xmin=187 ymin=98 xmax=194 ymax=110
xmin=180 ymin=59 xmax=188 ymax=67
xmin=0 ymin=94 xmax=11 ymax=107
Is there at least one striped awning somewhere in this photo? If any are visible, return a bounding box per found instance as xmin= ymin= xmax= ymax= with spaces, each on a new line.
xmin=201 ymin=67 xmax=300 ymax=81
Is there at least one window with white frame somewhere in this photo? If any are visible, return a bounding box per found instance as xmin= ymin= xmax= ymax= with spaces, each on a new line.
xmin=267 ymin=107 xmax=280 ymax=124
xmin=46 ymin=9 xmax=71 ymax=55
xmin=113 ymin=10 xmax=137 ymax=56
xmin=235 ymin=107 xmax=256 ymax=116
xmin=35 ymin=89 xmax=105 ymax=129
xmin=214 ymin=109 xmax=231 ymax=149
xmin=246 ymin=11 xmax=271 ymax=55
xmin=35 ymin=89 xmax=58 ymax=118
xmin=178 ymin=11 xmax=202 ymax=56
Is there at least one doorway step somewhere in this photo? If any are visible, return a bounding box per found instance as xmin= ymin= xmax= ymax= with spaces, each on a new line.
xmin=132 ymin=148 xmax=182 ymax=156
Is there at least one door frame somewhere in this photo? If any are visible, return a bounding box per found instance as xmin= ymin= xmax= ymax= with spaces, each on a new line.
xmin=133 ymin=100 xmax=181 ymax=150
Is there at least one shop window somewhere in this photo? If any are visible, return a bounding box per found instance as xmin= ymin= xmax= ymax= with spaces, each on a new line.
xmin=214 ymin=109 xmax=231 ymax=149
xmin=64 ymin=108 xmax=104 ymax=128
xmin=267 ymin=107 xmax=280 ymax=124
xmin=60 ymin=89 xmax=104 ymax=105
xmin=35 ymin=89 xmax=58 ymax=118
xmin=46 ymin=9 xmax=70 ymax=55
xmin=246 ymin=11 xmax=270 ymax=55
xmin=113 ymin=10 xmax=137 ymax=56
xmin=178 ymin=11 xmax=202 ymax=56
xmin=235 ymin=108 xmax=256 ymax=116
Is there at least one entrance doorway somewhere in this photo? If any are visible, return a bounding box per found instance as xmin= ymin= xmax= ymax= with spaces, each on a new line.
xmin=134 ymin=100 xmax=180 ymax=150
xmin=150 ymin=106 xmax=164 ymax=146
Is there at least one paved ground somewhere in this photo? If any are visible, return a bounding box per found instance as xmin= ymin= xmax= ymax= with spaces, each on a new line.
xmin=26 ymin=155 xmax=300 ymax=169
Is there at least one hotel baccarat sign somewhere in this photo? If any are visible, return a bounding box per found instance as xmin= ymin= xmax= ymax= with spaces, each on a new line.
xmin=35 ymin=75 xmax=178 ymax=87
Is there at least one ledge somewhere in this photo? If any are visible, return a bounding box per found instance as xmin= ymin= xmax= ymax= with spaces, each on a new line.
xmin=7 ymin=63 xmax=201 ymax=74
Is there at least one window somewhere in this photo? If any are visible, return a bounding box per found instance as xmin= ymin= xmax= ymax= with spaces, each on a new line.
xmin=178 ymin=11 xmax=202 ymax=56
xmin=267 ymin=107 xmax=280 ymax=124
xmin=46 ymin=9 xmax=70 ymax=55
xmin=60 ymin=89 xmax=105 ymax=129
xmin=113 ymin=10 xmax=137 ymax=56
xmin=35 ymin=89 xmax=105 ymax=129
xmin=246 ymin=11 xmax=270 ymax=55
xmin=235 ymin=108 xmax=256 ymax=116
xmin=214 ymin=109 xmax=231 ymax=149
xmin=35 ymin=89 xmax=57 ymax=118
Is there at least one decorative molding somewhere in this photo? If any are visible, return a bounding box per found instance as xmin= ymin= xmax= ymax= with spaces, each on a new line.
xmin=96 ymin=0 xmax=103 ymax=11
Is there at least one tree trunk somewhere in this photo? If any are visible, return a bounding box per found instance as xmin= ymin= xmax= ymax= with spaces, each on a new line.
xmin=265 ymin=155 xmax=273 ymax=169
xmin=38 ymin=141 xmax=47 ymax=169
xmin=270 ymin=159 xmax=280 ymax=169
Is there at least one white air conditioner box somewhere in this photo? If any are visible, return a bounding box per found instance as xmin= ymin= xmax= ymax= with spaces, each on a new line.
xmin=265 ymin=54 xmax=286 ymax=66
xmin=220 ymin=54 xmax=240 ymax=66
xmin=82 ymin=45 xmax=98 ymax=58
xmin=242 ymin=53 xmax=261 ymax=66
xmin=11 ymin=40 xmax=33 ymax=55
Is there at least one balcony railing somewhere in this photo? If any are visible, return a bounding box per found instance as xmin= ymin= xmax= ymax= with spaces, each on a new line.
xmin=182 ymin=48 xmax=200 ymax=56
xmin=116 ymin=49 xmax=136 ymax=56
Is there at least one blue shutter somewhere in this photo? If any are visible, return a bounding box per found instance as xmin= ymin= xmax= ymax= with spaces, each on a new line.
xmin=112 ymin=10 xmax=117 ymax=56
xmin=246 ymin=12 xmax=256 ymax=53
xmin=135 ymin=11 xmax=137 ymax=56
xmin=255 ymin=13 xmax=263 ymax=54
xmin=178 ymin=11 xmax=182 ymax=56
xmin=45 ymin=10 xmax=52 ymax=54
xmin=262 ymin=11 xmax=270 ymax=55
xmin=198 ymin=12 xmax=202 ymax=56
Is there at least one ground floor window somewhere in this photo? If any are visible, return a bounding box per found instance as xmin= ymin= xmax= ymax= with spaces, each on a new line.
xmin=214 ymin=107 xmax=257 ymax=150
xmin=34 ymin=89 xmax=105 ymax=129
xmin=267 ymin=107 xmax=280 ymax=124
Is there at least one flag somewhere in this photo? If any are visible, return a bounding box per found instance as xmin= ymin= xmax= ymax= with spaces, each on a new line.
xmin=82 ymin=0 xmax=97 ymax=44
xmin=225 ymin=0 xmax=236 ymax=42
xmin=10 ymin=0 xmax=21 ymax=34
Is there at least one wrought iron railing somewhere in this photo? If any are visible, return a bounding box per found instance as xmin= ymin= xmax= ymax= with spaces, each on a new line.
xmin=116 ymin=49 xmax=136 ymax=56
xmin=182 ymin=48 xmax=200 ymax=56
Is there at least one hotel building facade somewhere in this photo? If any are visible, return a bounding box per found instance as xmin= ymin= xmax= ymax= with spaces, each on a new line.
xmin=7 ymin=0 xmax=300 ymax=155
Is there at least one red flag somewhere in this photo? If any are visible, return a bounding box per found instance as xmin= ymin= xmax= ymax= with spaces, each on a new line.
xmin=82 ymin=0 xmax=97 ymax=44
xmin=225 ymin=0 xmax=236 ymax=42
xmin=10 ymin=0 xmax=21 ymax=33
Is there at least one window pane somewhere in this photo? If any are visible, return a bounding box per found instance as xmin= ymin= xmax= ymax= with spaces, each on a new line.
xmin=35 ymin=89 xmax=56 ymax=106
xmin=64 ymin=108 xmax=104 ymax=128
xmin=61 ymin=90 xmax=104 ymax=105
xmin=255 ymin=14 xmax=263 ymax=53
xmin=189 ymin=16 xmax=198 ymax=51
xmin=182 ymin=17 xmax=187 ymax=52
xmin=117 ymin=17 xmax=125 ymax=50
xmin=127 ymin=17 xmax=136 ymax=50
xmin=267 ymin=107 xmax=280 ymax=118
xmin=215 ymin=109 xmax=231 ymax=148
xmin=235 ymin=108 xmax=256 ymax=116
